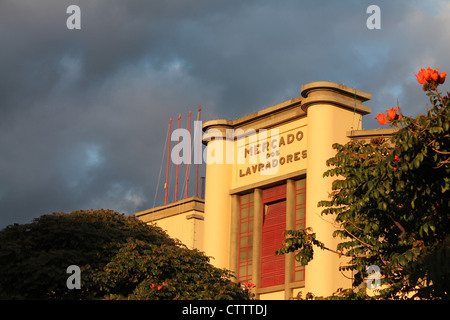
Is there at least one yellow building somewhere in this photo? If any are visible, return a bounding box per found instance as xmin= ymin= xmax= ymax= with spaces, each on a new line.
xmin=136 ymin=81 xmax=396 ymax=300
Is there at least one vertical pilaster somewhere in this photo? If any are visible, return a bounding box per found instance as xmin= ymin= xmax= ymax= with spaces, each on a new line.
xmin=301 ymin=81 xmax=371 ymax=297
xmin=230 ymin=194 xmax=240 ymax=281
xmin=202 ymin=121 xmax=233 ymax=269
xmin=252 ymin=188 xmax=263 ymax=298
xmin=285 ymin=179 xmax=295 ymax=299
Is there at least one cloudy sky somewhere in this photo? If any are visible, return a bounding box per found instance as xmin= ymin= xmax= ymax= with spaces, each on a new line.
xmin=1 ymin=0 xmax=449 ymax=228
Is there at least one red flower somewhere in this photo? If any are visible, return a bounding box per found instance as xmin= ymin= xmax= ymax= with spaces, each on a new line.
xmin=415 ymin=67 xmax=446 ymax=86
xmin=157 ymin=285 xmax=162 ymax=290
xmin=423 ymin=67 xmax=432 ymax=81
xmin=431 ymin=68 xmax=439 ymax=82
xmin=394 ymin=155 xmax=400 ymax=161
xmin=374 ymin=113 xmax=387 ymax=125
xmin=416 ymin=72 xmax=425 ymax=84
xmin=386 ymin=107 xmax=398 ymax=121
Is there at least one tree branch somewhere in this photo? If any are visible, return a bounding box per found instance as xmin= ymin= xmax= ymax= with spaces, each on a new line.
xmin=431 ymin=147 xmax=450 ymax=155
xmin=343 ymin=227 xmax=374 ymax=249
xmin=385 ymin=213 xmax=406 ymax=234
xmin=343 ymin=219 xmax=364 ymax=232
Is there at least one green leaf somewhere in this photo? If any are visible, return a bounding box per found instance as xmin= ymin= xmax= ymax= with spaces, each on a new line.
xmin=413 ymin=158 xmax=421 ymax=169
xmin=423 ymin=223 xmax=429 ymax=235
xmin=443 ymin=121 xmax=449 ymax=131
xmin=405 ymin=251 xmax=413 ymax=262
xmin=398 ymin=254 xmax=406 ymax=266
xmin=429 ymin=224 xmax=436 ymax=233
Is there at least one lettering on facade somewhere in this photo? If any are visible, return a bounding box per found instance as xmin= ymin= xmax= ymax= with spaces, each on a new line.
xmin=238 ymin=129 xmax=306 ymax=178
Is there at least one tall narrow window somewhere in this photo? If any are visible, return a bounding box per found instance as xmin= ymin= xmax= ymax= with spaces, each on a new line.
xmin=294 ymin=179 xmax=306 ymax=282
xmin=238 ymin=193 xmax=254 ymax=283
xmin=261 ymin=184 xmax=286 ymax=288
xmin=261 ymin=200 xmax=286 ymax=288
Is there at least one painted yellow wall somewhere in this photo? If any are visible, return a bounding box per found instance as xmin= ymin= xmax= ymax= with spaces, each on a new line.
xmin=202 ymin=126 xmax=233 ymax=269
xmin=300 ymin=81 xmax=370 ymax=297
xmin=304 ymin=104 xmax=356 ymax=297
xmin=153 ymin=210 xmax=204 ymax=251
xmin=135 ymin=197 xmax=205 ymax=251
xmin=259 ymin=291 xmax=285 ymax=300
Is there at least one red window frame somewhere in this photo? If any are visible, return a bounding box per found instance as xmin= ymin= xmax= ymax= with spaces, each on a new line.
xmin=238 ymin=193 xmax=254 ymax=283
xmin=237 ymin=180 xmax=306 ymax=287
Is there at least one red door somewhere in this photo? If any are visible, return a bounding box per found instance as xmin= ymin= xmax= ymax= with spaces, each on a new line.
xmin=260 ymin=200 xmax=286 ymax=288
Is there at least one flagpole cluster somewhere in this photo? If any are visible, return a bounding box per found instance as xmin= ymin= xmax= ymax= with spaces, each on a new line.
xmin=164 ymin=106 xmax=202 ymax=205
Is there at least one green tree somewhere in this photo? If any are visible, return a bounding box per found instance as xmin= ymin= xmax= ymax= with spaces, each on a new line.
xmin=0 ymin=209 xmax=251 ymax=300
xmin=278 ymin=67 xmax=449 ymax=299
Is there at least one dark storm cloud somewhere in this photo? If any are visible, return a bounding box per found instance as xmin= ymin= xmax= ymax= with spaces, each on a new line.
xmin=1 ymin=0 xmax=449 ymax=228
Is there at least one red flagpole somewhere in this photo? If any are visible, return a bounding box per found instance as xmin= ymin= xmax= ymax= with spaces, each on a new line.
xmin=175 ymin=114 xmax=181 ymax=202
xmin=185 ymin=110 xmax=191 ymax=199
xmin=195 ymin=105 xmax=202 ymax=197
xmin=164 ymin=118 xmax=172 ymax=205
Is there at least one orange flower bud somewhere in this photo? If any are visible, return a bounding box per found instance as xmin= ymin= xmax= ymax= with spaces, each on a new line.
xmin=439 ymin=71 xmax=447 ymax=84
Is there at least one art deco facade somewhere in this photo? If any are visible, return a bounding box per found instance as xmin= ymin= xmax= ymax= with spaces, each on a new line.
xmin=136 ymin=81 xmax=396 ymax=299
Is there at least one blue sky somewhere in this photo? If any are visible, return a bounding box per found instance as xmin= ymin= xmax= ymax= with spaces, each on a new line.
xmin=1 ymin=0 xmax=450 ymax=228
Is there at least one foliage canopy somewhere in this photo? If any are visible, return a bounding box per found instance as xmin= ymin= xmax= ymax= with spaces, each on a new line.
xmin=0 ymin=209 xmax=251 ymax=300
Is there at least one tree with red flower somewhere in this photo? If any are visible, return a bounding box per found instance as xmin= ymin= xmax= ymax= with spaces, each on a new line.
xmin=374 ymin=106 xmax=402 ymax=126
xmin=415 ymin=67 xmax=447 ymax=90
xmin=279 ymin=67 xmax=450 ymax=300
